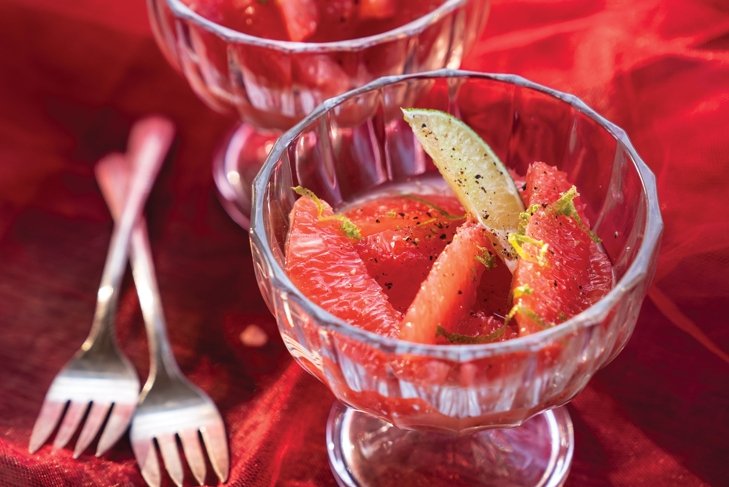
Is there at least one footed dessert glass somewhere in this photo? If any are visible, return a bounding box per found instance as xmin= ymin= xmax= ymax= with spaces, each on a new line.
xmin=250 ymin=70 xmax=662 ymax=486
xmin=147 ymin=0 xmax=489 ymax=228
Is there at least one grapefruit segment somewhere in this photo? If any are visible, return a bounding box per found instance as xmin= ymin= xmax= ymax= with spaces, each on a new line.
xmin=293 ymin=54 xmax=350 ymax=95
xmin=276 ymin=0 xmax=319 ymax=41
xmin=345 ymin=193 xmax=465 ymax=237
xmin=285 ymin=192 xmax=401 ymax=337
xmin=343 ymin=194 xmax=465 ymax=312
xmin=523 ymin=161 xmax=586 ymax=213
xmin=400 ymin=220 xmax=494 ymax=344
xmin=359 ymin=0 xmax=397 ymax=19
xmin=511 ymin=163 xmax=613 ymax=335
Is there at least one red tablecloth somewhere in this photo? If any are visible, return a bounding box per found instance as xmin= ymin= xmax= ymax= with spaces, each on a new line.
xmin=0 ymin=0 xmax=727 ymax=485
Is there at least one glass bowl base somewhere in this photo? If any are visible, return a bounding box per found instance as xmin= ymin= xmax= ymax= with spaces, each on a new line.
xmin=212 ymin=123 xmax=280 ymax=230
xmin=326 ymin=403 xmax=573 ymax=487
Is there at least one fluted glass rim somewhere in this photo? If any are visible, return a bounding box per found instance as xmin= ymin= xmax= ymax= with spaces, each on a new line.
xmin=251 ymin=69 xmax=663 ymax=360
xmin=164 ymin=0 xmax=468 ymax=53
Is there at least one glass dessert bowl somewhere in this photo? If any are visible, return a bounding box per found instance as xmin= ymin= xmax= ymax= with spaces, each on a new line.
xmin=249 ymin=70 xmax=662 ymax=486
xmin=147 ymin=0 xmax=490 ymax=229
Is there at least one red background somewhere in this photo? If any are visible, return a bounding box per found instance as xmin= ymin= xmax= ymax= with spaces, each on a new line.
xmin=0 ymin=0 xmax=727 ymax=485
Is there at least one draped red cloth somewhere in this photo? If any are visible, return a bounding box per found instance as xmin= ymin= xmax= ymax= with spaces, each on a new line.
xmin=0 ymin=0 xmax=727 ymax=485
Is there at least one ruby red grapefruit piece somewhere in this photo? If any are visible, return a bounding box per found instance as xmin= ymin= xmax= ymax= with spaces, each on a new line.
xmin=285 ymin=193 xmax=401 ymax=337
xmin=522 ymin=161 xmax=588 ymax=216
xmin=511 ymin=163 xmax=612 ymax=335
xmin=276 ymin=0 xmax=319 ymax=41
xmin=343 ymin=194 xmax=465 ymax=312
xmin=344 ymin=193 xmax=464 ymax=236
xmin=188 ymin=0 xmax=289 ymax=39
xmin=399 ymin=220 xmax=494 ymax=344
xmin=292 ymin=53 xmax=350 ymax=97
xmin=359 ymin=0 xmax=396 ymax=19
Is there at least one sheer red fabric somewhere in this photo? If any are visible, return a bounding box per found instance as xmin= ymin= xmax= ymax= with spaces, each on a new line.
xmin=0 ymin=0 xmax=726 ymax=485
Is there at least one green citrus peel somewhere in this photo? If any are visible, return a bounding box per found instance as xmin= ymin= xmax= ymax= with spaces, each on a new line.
xmin=518 ymin=204 xmax=541 ymax=235
xmin=293 ymin=186 xmax=362 ymax=240
xmin=504 ymin=301 xmax=549 ymax=330
xmin=508 ymin=233 xmax=549 ymax=267
xmin=436 ymin=324 xmax=508 ymax=344
xmin=475 ymin=246 xmax=497 ymax=269
xmin=513 ymin=284 xmax=534 ymax=299
xmin=552 ymin=186 xmax=601 ymax=243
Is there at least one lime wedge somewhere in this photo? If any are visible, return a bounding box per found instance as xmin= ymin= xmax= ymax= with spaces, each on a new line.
xmin=402 ymin=108 xmax=524 ymax=270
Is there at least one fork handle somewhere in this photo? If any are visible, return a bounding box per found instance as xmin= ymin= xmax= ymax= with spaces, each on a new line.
xmin=96 ymin=153 xmax=182 ymax=380
xmin=87 ymin=117 xmax=174 ymax=351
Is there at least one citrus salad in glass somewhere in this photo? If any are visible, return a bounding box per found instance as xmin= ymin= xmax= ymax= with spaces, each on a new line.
xmin=285 ymin=109 xmax=613 ymax=347
xmin=250 ymin=71 xmax=662 ymax=486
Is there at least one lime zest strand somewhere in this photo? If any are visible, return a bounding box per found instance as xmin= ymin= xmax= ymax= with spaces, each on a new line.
xmin=403 ymin=194 xmax=467 ymax=221
xmin=518 ymin=204 xmax=541 ymax=235
xmin=475 ymin=246 xmax=497 ymax=269
xmin=334 ymin=218 xmax=362 ymax=240
xmin=293 ymin=185 xmax=325 ymax=210
xmin=513 ymin=284 xmax=534 ymax=299
xmin=436 ymin=324 xmax=508 ymax=344
xmin=504 ymin=300 xmax=549 ymax=330
xmin=508 ymin=233 xmax=549 ymax=266
xmin=551 ymin=186 xmax=601 ymax=243
xmin=293 ymin=186 xmax=362 ymax=240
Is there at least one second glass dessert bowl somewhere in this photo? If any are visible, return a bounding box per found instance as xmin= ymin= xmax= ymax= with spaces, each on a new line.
xmin=147 ymin=0 xmax=490 ymax=228
xmin=250 ymin=70 xmax=662 ymax=486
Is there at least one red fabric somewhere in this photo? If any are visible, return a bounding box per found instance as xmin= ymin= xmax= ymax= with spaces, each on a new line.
xmin=0 ymin=0 xmax=727 ymax=485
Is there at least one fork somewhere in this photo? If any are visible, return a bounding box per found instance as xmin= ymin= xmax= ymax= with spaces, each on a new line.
xmin=96 ymin=154 xmax=229 ymax=487
xmin=28 ymin=117 xmax=174 ymax=457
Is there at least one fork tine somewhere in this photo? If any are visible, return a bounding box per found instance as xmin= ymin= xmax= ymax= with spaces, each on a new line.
xmin=96 ymin=402 xmax=135 ymax=456
xmin=201 ymin=419 xmax=229 ymax=483
xmin=73 ymin=401 xmax=111 ymax=458
xmin=52 ymin=401 xmax=89 ymax=450
xmin=132 ymin=436 xmax=161 ymax=487
xmin=29 ymin=399 xmax=66 ymax=453
xmin=157 ymin=433 xmax=184 ymax=487
xmin=179 ymin=429 xmax=207 ymax=485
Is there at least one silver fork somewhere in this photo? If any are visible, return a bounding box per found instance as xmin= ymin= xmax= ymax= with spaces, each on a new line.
xmin=96 ymin=154 xmax=229 ymax=487
xmin=29 ymin=117 xmax=175 ymax=458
